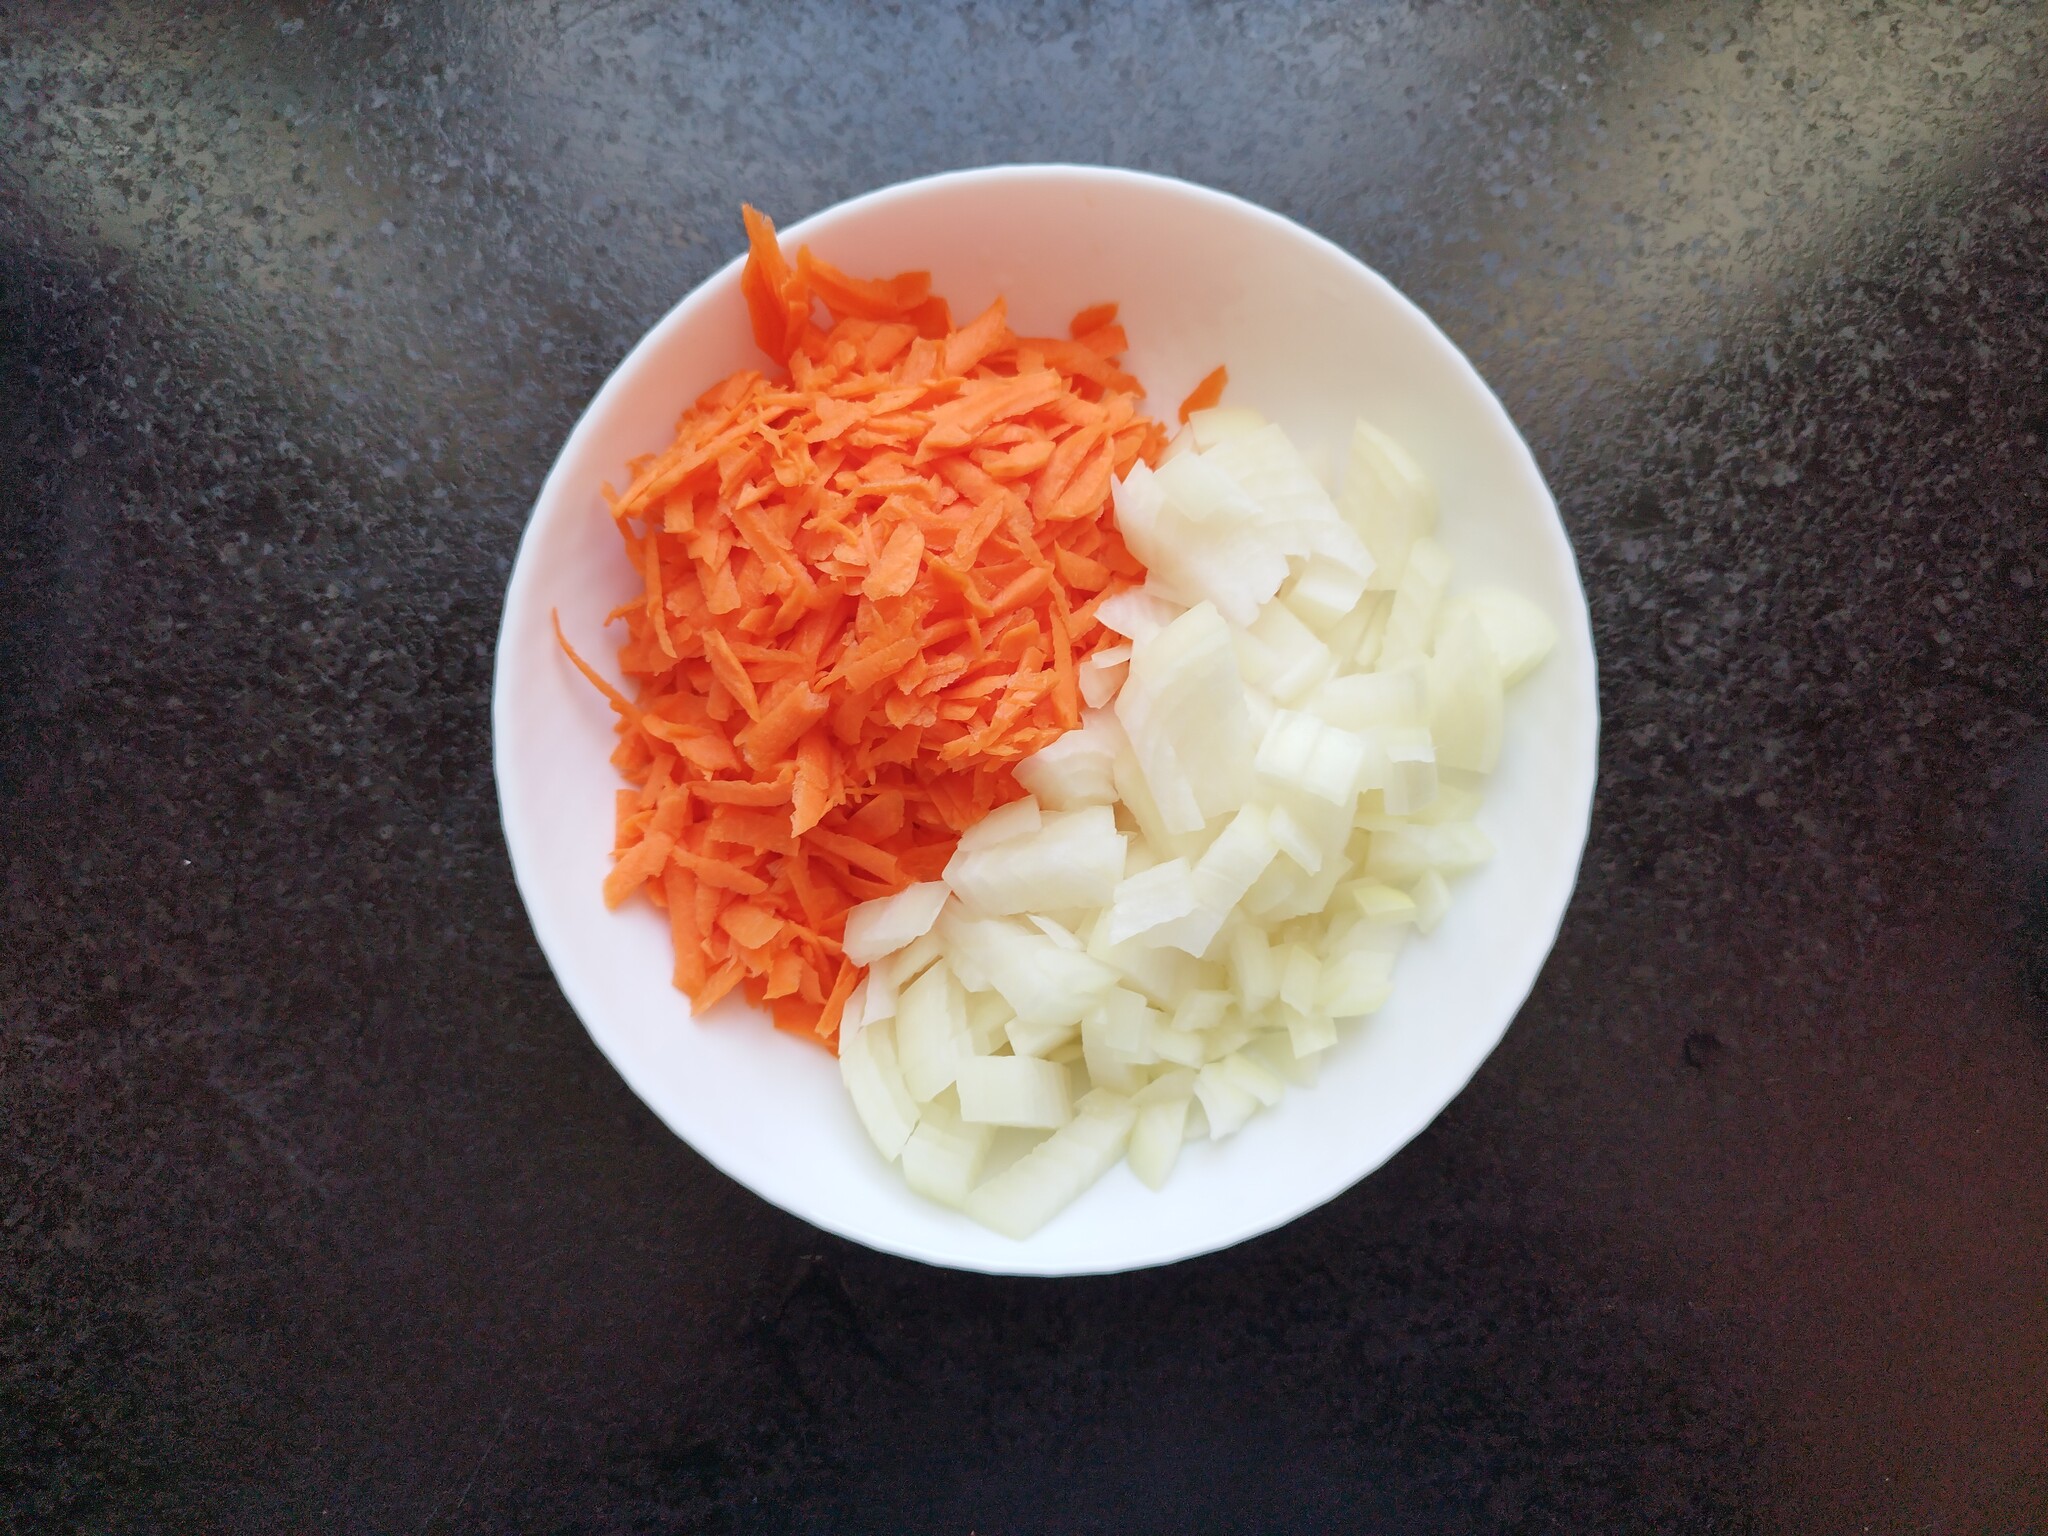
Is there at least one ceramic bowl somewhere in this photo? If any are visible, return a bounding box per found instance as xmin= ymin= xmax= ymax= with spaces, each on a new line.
xmin=493 ymin=165 xmax=1598 ymax=1275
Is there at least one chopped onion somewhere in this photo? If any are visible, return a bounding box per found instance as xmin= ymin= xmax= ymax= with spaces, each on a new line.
xmin=1106 ymin=857 xmax=1201 ymax=946
xmin=1341 ymin=419 xmax=1436 ymax=589
xmin=1380 ymin=537 xmax=1452 ymax=668
xmin=840 ymin=1018 xmax=919 ymax=1162
xmin=841 ymin=880 xmax=952 ymax=966
xmin=1410 ymin=869 xmax=1452 ymax=934
xmin=1014 ymin=715 xmax=1119 ymax=809
xmin=956 ymin=1055 xmax=1073 ymax=1129
xmin=946 ymin=805 xmax=1127 ymax=916
xmin=1446 ymin=587 xmax=1557 ymax=686
xmin=1193 ymin=1061 xmax=1260 ymax=1139
xmin=964 ymin=1091 xmax=1135 ymax=1239
xmin=835 ymin=409 xmax=1551 ymax=1237
xmin=953 ymin=795 xmax=1042 ymax=854
xmin=1187 ymin=405 xmax=1269 ymax=450
xmin=1128 ymin=1094 xmax=1192 ymax=1189
xmin=894 ymin=959 xmax=971 ymax=1104
xmin=1428 ymin=603 xmax=1504 ymax=774
xmin=900 ymin=1095 xmax=994 ymax=1207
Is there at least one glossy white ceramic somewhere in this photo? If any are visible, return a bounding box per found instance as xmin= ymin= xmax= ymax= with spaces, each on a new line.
xmin=494 ymin=166 xmax=1599 ymax=1275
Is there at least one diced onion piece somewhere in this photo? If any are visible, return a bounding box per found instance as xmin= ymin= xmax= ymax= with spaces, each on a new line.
xmin=1147 ymin=1016 xmax=1207 ymax=1068
xmin=1352 ymin=591 xmax=1392 ymax=669
xmin=964 ymin=1090 xmax=1135 ymax=1239
xmin=1348 ymin=881 xmax=1418 ymax=923
xmin=1249 ymin=1028 xmax=1326 ymax=1086
xmin=1284 ymin=554 xmax=1371 ymax=634
xmin=1025 ymin=913 xmax=1085 ymax=951
xmin=1078 ymin=648 xmax=1130 ymax=709
xmin=1202 ymin=424 xmax=1346 ymax=539
xmin=965 ymin=991 xmax=1014 ymax=1054
xmin=1093 ymin=571 xmax=1183 ymax=644
xmin=1086 ymin=910 xmax=1211 ymax=1005
xmin=1193 ymin=1061 xmax=1261 ymax=1139
xmin=1341 ymin=419 xmax=1436 ymax=589
xmin=1014 ymin=716 xmax=1119 ymax=809
xmin=946 ymin=805 xmax=1127 ymax=915
xmin=1117 ymin=602 xmax=1255 ymax=833
xmin=860 ymin=928 xmax=942 ymax=1031
xmin=1187 ymin=405 xmax=1268 ymax=450
xmin=900 ymin=1096 xmax=995 ymax=1208
xmin=1307 ymin=663 xmax=1427 ymax=731
xmin=1106 ymin=858 xmax=1200 ymax=946
xmin=1081 ymin=986 xmax=1158 ymax=1092
xmin=1169 ymin=989 xmax=1233 ymax=1034
xmin=1277 ymin=944 xmax=1322 ymax=1016
xmin=1429 ymin=603 xmax=1505 ymax=773
xmin=1244 ymin=838 xmax=1355 ymax=923
xmin=1201 ymin=1022 xmax=1258 ymax=1063
xmin=895 ymin=959 xmax=971 ymax=1103
xmin=1242 ymin=600 xmax=1334 ymax=702
xmin=1414 ymin=780 xmax=1484 ymax=825
xmin=1362 ymin=822 xmax=1494 ymax=884
xmin=1191 ymin=804 xmax=1281 ymax=914
xmin=953 ymin=795 xmax=1042 ymax=854
xmin=1320 ymin=946 xmax=1396 ymax=1019
xmin=841 ymin=880 xmax=951 ymax=966
xmin=1255 ymin=709 xmax=1369 ymax=808
xmin=1411 ymin=869 xmax=1452 ymax=934
xmin=1281 ymin=1005 xmax=1339 ymax=1058
xmin=1006 ymin=1014 xmax=1079 ymax=1059
xmin=1226 ymin=922 xmax=1280 ymax=1011
xmin=840 ymin=979 xmax=872 ymax=1043
xmin=1261 ymin=806 xmax=1327 ymax=876
xmin=1129 ymin=1095 xmax=1192 ymax=1189
xmin=1123 ymin=454 xmax=1291 ymax=625
xmin=1379 ymin=725 xmax=1439 ymax=817
xmin=1216 ymin=1049 xmax=1285 ymax=1107
xmin=940 ymin=909 xmax=1118 ymax=1028
xmin=956 ymin=1055 xmax=1073 ymax=1130
xmin=1153 ymin=446 xmax=1265 ymax=524
xmin=840 ymin=1018 xmax=919 ymax=1162
xmin=1446 ymin=587 xmax=1557 ymax=687
xmin=1379 ymin=537 xmax=1452 ymax=668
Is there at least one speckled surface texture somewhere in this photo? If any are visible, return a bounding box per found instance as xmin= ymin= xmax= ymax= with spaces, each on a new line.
xmin=3 ymin=2 xmax=2045 ymax=1530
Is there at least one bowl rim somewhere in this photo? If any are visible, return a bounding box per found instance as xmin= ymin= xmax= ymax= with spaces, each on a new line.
xmin=493 ymin=163 xmax=1601 ymax=1275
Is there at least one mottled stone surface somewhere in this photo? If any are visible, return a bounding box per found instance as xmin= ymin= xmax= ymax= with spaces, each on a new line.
xmin=3 ymin=3 xmax=2045 ymax=1531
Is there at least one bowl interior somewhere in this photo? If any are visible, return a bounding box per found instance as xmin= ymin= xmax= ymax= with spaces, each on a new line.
xmin=494 ymin=166 xmax=1598 ymax=1275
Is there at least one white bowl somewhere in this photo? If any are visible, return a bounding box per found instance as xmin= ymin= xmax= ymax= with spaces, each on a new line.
xmin=494 ymin=166 xmax=1598 ymax=1276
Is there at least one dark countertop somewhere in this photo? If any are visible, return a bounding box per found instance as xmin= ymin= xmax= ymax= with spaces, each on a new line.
xmin=4 ymin=4 xmax=2045 ymax=1531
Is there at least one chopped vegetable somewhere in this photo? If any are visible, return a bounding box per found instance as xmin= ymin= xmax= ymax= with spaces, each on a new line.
xmin=831 ymin=406 xmax=1556 ymax=1237
xmin=1176 ymin=365 xmax=1229 ymax=423
xmin=574 ymin=207 xmax=1168 ymax=1043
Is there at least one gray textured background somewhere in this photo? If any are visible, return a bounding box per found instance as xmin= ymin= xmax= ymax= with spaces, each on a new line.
xmin=3 ymin=2 xmax=2045 ymax=1531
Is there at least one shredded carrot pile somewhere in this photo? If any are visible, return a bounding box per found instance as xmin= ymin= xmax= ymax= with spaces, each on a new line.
xmin=563 ymin=206 xmax=1168 ymax=1047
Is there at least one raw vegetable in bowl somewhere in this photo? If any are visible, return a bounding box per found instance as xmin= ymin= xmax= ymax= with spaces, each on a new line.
xmin=566 ymin=208 xmax=1555 ymax=1241
xmin=566 ymin=207 xmax=1165 ymax=1044
xmin=835 ymin=403 xmax=1555 ymax=1236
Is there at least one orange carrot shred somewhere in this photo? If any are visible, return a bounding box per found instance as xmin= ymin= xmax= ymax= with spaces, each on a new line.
xmin=1067 ymin=302 xmax=1118 ymax=339
xmin=1177 ymin=364 xmax=1229 ymax=423
xmin=562 ymin=206 xmax=1167 ymax=1050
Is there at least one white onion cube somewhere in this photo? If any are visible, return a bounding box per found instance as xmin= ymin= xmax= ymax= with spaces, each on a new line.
xmin=839 ymin=1018 xmax=919 ymax=1162
xmin=955 ymin=1055 xmax=1072 ymax=1129
xmin=841 ymin=881 xmax=951 ymax=966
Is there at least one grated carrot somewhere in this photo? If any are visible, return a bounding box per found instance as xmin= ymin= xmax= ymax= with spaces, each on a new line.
xmin=565 ymin=206 xmax=1166 ymax=1047
xmin=1176 ymin=364 xmax=1229 ymax=423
